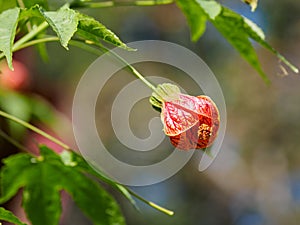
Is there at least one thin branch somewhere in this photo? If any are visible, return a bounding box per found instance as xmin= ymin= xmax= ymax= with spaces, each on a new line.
xmin=72 ymin=39 xmax=157 ymax=91
xmin=13 ymin=22 xmax=49 ymax=51
xmin=71 ymin=0 xmax=174 ymax=8
xmin=0 ymin=110 xmax=71 ymax=150
xmin=13 ymin=37 xmax=59 ymax=52
xmin=126 ymin=188 xmax=174 ymax=215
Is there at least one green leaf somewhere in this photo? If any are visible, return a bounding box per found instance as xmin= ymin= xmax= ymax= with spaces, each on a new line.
xmin=176 ymin=0 xmax=207 ymax=41
xmin=0 ymin=7 xmax=20 ymax=70
xmin=60 ymin=150 xmax=138 ymax=209
xmin=0 ymin=207 xmax=27 ymax=225
xmin=39 ymin=5 xmax=78 ymax=49
xmin=176 ymin=0 xmax=299 ymax=81
xmin=211 ymin=7 xmax=269 ymax=82
xmin=243 ymin=17 xmax=265 ymax=40
xmin=0 ymin=146 xmax=126 ymax=225
xmin=76 ymin=12 xmax=133 ymax=50
xmin=242 ymin=16 xmax=299 ymax=74
xmin=0 ymin=153 xmax=33 ymax=203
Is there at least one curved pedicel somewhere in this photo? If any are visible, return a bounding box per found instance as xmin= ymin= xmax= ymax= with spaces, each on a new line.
xmin=72 ymin=40 xmax=226 ymax=186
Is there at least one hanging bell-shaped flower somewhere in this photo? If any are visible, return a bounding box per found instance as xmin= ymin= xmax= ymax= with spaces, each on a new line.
xmin=150 ymin=83 xmax=220 ymax=150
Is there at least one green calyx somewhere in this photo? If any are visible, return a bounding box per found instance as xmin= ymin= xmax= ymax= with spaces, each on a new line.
xmin=149 ymin=83 xmax=181 ymax=110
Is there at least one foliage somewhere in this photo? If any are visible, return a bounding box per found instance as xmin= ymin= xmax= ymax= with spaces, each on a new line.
xmin=0 ymin=0 xmax=298 ymax=78
xmin=0 ymin=7 xmax=19 ymax=69
xmin=0 ymin=146 xmax=125 ymax=225
xmin=0 ymin=207 xmax=27 ymax=225
xmin=176 ymin=0 xmax=298 ymax=82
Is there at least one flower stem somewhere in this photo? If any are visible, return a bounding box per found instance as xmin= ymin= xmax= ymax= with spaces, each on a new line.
xmin=76 ymin=40 xmax=157 ymax=91
xmin=127 ymin=189 xmax=174 ymax=216
xmin=69 ymin=39 xmax=105 ymax=56
xmin=108 ymin=49 xmax=157 ymax=91
xmin=13 ymin=22 xmax=49 ymax=50
xmin=13 ymin=36 xmax=59 ymax=52
xmin=0 ymin=110 xmax=71 ymax=150
xmin=71 ymin=0 xmax=174 ymax=8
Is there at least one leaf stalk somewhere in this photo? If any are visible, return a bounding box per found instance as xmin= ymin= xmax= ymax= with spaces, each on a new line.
xmin=71 ymin=0 xmax=174 ymax=8
xmin=0 ymin=110 xmax=71 ymax=150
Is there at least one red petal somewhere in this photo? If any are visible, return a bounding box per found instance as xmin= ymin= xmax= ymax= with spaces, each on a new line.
xmin=162 ymin=94 xmax=197 ymax=136
xmin=162 ymin=94 xmax=220 ymax=150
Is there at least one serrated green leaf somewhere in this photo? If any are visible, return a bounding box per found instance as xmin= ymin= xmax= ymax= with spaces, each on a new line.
xmin=177 ymin=0 xmax=268 ymax=81
xmin=0 ymin=207 xmax=27 ymax=225
xmin=211 ymin=7 xmax=269 ymax=82
xmin=40 ymin=146 xmax=126 ymax=225
xmin=0 ymin=153 xmax=33 ymax=203
xmin=176 ymin=0 xmax=207 ymax=41
xmin=242 ymin=16 xmax=299 ymax=73
xmin=60 ymin=150 xmax=138 ymax=209
xmin=39 ymin=5 xmax=78 ymax=49
xmin=0 ymin=146 xmax=126 ymax=225
xmin=0 ymin=7 xmax=20 ymax=70
xmin=76 ymin=12 xmax=133 ymax=50
xmin=177 ymin=0 xmax=298 ymax=80
xmin=22 ymin=164 xmax=62 ymax=225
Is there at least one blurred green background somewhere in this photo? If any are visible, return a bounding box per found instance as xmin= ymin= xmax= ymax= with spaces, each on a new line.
xmin=1 ymin=0 xmax=300 ymax=225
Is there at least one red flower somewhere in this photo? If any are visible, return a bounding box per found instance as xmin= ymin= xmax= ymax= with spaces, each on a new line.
xmin=150 ymin=84 xmax=220 ymax=150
